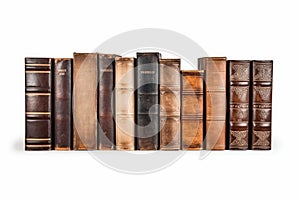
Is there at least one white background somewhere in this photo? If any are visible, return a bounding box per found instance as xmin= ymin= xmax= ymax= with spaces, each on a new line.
xmin=0 ymin=0 xmax=299 ymax=199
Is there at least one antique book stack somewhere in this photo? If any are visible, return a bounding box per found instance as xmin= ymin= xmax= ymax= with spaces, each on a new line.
xmin=25 ymin=53 xmax=273 ymax=151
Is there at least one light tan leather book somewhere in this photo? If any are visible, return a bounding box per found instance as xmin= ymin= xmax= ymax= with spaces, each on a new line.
xmin=199 ymin=57 xmax=227 ymax=150
xmin=181 ymin=70 xmax=203 ymax=150
xmin=160 ymin=59 xmax=181 ymax=150
xmin=115 ymin=57 xmax=135 ymax=150
xmin=73 ymin=53 xmax=98 ymax=150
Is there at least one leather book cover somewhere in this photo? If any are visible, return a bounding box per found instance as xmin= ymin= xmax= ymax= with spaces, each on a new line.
xmin=115 ymin=57 xmax=135 ymax=150
xmin=159 ymin=59 xmax=181 ymax=150
xmin=73 ymin=53 xmax=97 ymax=150
xmin=227 ymin=60 xmax=250 ymax=150
xmin=251 ymin=60 xmax=273 ymax=150
xmin=53 ymin=58 xmax=73 ymax=150
xmin=181 ymin=70 xmax=203 ymax=150
xmin=98 ymin=54 xmax=120 ymax=150
xmin=199 ymin=57 xmax=227 ymax=150
xmin=136 ymin=52 xmax=161 ymax=150
xmin=25 ymin=57 xmax=53 ymax=150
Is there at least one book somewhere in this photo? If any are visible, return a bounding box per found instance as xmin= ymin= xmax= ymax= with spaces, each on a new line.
xmin=136 ymin=52 xmax=161 ymax=150
xmin=98 ymin=54 xmax=120 ymax=150
xmin=53 ymin=58 xmax=73 ymax=150
xmin=199 ymin=57 xmax=227 ymax=150
xmin=25 ymin=57 xmax=53 ymax=150
xmin=115 ymin=57 xmax=135 ymax=150
xmin=227 ymin=60 xmax=250 ymax=150
xmin=181 ymin=70 xmax=204 ymax=150
xmin=73 ymin=53 xmax=97 ymax=150
xmin=251 ymin=60 xmax=273 ymax=150
xmin=159 ymin=59 xmax=181 ymax=150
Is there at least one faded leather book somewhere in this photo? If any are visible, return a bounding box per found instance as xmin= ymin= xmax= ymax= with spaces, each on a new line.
xmin=159 ymin=59 xmax=181 ymax=150
xmin=181 ymin=70 xmax=204 ymax=150
xmin=251 ymin=60 xmax=273 ymax=150
xmin=115 ymin=57 xmax=135 ymax=150
xmin=136 ymin=52 xmax=161 ymax=150
xmin=25 ymin=57 xmax=53 ymax=150
xmin=98 ymin=54 xmax=120 ymax=150
xmin=53 ymin=58 xmax=73 ymax=150
xmin=199 ymin=57 xmax=227 ymax=150
xmin=73 ymin=53 xmax=97 ymax=150
xmin=227 ymin=60 xmax=250 ymax=150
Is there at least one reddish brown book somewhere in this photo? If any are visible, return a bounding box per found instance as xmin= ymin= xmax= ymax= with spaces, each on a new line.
xmin=159 ymin=59 xmax=181 ymax=150
xmin=251 ymin=60 xmax=273 ymax=150
xmin=25 ymin=58 xmax=53 ymax=150
xmin=181 ymin=70 xmax=204 ymax=150
xmin=227 ymin=60 xmax=250 ymax=150
xmin=98 ymin=54 xmax=120 ymax=150
xmin=199 ymin=57 xmax=227 ymax=150
xmin=53 ymin=58 xmax=73 ymax=150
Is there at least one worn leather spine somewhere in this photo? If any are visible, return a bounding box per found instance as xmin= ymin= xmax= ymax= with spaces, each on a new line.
xmin=53 ymin=58 xmax=72 ymax=150
xmin=73 ymin=53 xmax=97 ymax=150
xmin=251 ymin=60 xmax=273 ymax=150
xmin=115 ymin=57 xmax=135 ymax=150
xmin=25 ymin=57 xmax=53 ymax=150
xmin=159 ymin=59 xmax=181 ymax=150
xmin=181 ymin=70 xmax=204 ymax=150
xmin=98 ymin=54 xmax=119 ymax=150
xmin=227 ymin=60 xmax=250 ymax=150
xmin=199 ymin=57 xmax=227 ymax=150
xmin=136 ymin=52 xmax=161 ymax=150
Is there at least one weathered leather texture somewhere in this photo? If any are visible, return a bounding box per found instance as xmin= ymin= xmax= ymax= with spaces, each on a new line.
xmin=251 ymin=60 xmax=272 ymax=150
xmin=25 ymin=57 xmax=52 ymax=150
xmin=53 ymin=58 xmax=73 ymax=150
xmin=98 ymin=54 xmax=119 ymax=150
xmin=136 ymin=52 xmax=161 ymax=150
xmin=227 ymin=60 xmax=250 ymax=150
xmin=181 ymin=70 xmax=203 ymax=150
xmin=115 ymin=57 xmax=135 ymax=150
xmin=199 ymin=57 xmax=227 ymax=150
xmin=73 ymin=53 xmax=97 ymax=150
xmin=159 ymin=59 xmax=181 ymax=150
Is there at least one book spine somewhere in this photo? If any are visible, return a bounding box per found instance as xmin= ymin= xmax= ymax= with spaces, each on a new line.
xmin=25 ymin=57 xmax=53 ymax=150
xmin=199 ymin=57 xmax=227 ymax=150
xmin=136 ymin=52 xmax=161 ymax=150
xmin=181 ymin=70 xmax=204 ymax=150
xmin=251 ymin=60 xmax=273 ymax=150
xmin=227 ymin=60 xmax=250 ymax=150
xmin=53 ymin=58 xmax=73 ymax=150
xmin=73 ymin=53 xmax=97 ymax=150
xmin=159 ymin=59 xmax=181 ymax=150
xmin=115 ymin=57 xmax=135 ymax=150
xmin=98 ymin=54 xmax=119 ymax=150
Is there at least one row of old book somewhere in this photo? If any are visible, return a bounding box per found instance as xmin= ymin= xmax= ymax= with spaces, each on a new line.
xmin=25 ymin=52 xmax=273 ymax=151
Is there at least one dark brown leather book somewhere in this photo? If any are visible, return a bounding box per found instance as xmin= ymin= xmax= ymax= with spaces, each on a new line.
xmin=73 ymin=53 xmax=97 ymax=150
xmin=53 ymin=58 xmax=73 ymax=150
xmin=25 ymin=57 xmax=53 ymax=150
xmin=251 ymin=60 xmax=273 ymax=150
xmin=181 ymin=70 xmax=204 ymax=150
xmin=227 ymin=60 xmax=250 ymax=150
xmin=136 ymin=52 xmax=161 ymax=150
xmin=199 ymin=57 xmax=227 ymax=150
xmin=159 ymin=59 xmax=181 ymax=150
xmin=98 ymin=54 xmax=120 ymax=150
xmin=115 ymin=57 xmax=135 ymax=150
